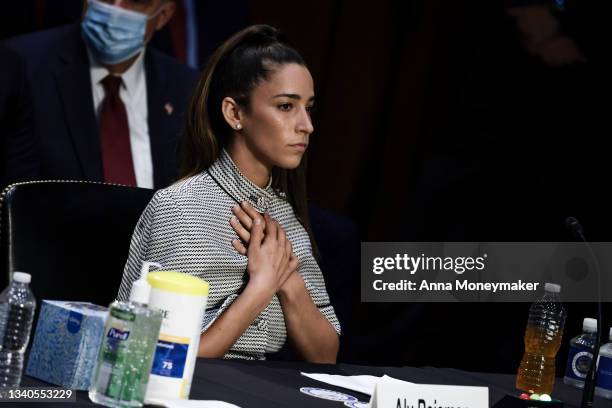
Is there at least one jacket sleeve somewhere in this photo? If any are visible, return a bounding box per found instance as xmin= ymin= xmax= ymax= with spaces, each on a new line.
xmin=300 ymin=257 xmax=342 ymax=336
xmin=118 ymin=186 xmax=244 ymax=345
xmin=117 ymin=189 xmax=183 ymax=301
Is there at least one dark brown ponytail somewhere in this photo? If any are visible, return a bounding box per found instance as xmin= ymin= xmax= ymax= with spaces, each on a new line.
xmin=179 ymin=24 xmax=319 ymax=258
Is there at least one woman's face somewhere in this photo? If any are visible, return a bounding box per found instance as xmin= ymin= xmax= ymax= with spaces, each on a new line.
xmin=239 ymin=63 xmax=315 ymax=170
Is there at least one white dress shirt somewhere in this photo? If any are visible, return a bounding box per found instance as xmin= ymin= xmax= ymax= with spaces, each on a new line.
xmin=88 ymin=49 xmax=154 ymax=189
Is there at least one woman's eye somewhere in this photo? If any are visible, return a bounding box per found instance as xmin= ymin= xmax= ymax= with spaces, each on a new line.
xmin=278 ymin=103 xmax=293 ymax=112
xmin=306 ymin=105 xmax=316 ymax=114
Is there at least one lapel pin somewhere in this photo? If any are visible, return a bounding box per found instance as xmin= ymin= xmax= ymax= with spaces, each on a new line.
xmin=164 ymin=102 xmax=174 ymax=115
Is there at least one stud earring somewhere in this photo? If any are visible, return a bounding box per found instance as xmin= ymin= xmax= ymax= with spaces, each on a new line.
xmin=235 ymin=123 xmax=242 ymax=130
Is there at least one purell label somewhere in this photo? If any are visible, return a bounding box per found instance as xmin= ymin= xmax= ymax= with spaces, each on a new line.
xmin=107 ymin=327 xmax=130 ymax=341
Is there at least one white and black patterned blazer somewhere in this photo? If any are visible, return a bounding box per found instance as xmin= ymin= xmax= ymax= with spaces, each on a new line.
xmin=117 ymin=149 xmax=341 ymax=360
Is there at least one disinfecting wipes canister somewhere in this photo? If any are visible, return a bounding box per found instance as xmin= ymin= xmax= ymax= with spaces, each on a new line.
xmin=144 ymin=271 xmax=209 ymax=401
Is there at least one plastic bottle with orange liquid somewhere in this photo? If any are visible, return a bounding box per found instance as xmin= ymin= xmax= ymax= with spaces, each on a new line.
xmin=516 ymin=283 xmax=566 ymax=395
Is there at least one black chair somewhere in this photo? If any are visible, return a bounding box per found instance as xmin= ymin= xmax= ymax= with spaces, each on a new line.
xmin=0 ymin=181 xmax=155 ymax=307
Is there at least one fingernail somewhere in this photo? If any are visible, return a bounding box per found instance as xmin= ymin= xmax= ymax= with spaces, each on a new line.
xmin=232 ymin=204 xmax=239 ymax=212
xmin=254 ymin=218 xmax=261 ymax=225
xmin=230 ymin=216 xmax=237 ymax=223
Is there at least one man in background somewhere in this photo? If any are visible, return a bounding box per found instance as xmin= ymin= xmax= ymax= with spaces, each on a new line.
xmin=3 ymin=0 xmax=199 ymax=188
xmin=0 ymin=45 xmax=38 ymax=190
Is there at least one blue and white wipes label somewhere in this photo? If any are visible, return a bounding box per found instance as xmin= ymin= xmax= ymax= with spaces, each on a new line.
xmin=151 ymin=339 xmax=188 ymax=379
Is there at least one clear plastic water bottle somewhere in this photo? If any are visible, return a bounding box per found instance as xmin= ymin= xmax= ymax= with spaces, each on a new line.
xmin=516 ymin=283 xmax=566 ymax=395
xmin=0 ymin=272 xmax=36 ymax=388
xmin=595 ymin=327 xmax=612 ymax=398
xmin=564 ymin=317 xmax=597 ymax=388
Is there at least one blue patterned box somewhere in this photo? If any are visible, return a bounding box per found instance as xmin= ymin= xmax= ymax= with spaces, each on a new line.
xmin=26 ymin=300 xmax=108 ymax=390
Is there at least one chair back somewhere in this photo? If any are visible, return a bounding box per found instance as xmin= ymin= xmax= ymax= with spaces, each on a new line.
xmin=0 ymin=181 xmax=155 ymax=306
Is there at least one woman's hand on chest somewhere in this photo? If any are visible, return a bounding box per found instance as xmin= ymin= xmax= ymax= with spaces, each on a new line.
xmin=229 ymin=202 xmax=301 ymax=296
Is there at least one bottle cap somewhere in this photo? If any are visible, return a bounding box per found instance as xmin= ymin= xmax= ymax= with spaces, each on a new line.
xmin=12 ymin=272 xmax=31 ymax=284
xmin=130 ymin=261 xmax=162 ymax=304
xmin=583 ymin=318 xmax=597 ymax=333
xmin=544 ymin=283 xmax=561 ymax=293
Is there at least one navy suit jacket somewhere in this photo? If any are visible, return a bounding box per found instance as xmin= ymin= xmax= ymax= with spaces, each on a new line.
xmin=0 ymin=45 xmax=39 ymax=189
xmin=4 ymin=24 xmax=199 ymax=189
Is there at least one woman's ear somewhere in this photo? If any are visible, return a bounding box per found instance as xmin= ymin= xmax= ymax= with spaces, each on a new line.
xmin=221 ymin=97 xmax=244 ymax=131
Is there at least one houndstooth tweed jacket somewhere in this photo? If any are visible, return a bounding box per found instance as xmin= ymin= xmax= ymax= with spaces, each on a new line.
xmin=117 ymin=149 xmax=341 ymax=360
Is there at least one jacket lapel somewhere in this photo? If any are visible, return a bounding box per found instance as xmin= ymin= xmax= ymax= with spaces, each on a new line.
xmin=53 ymin=25 xmax=103 ymax=182
xmin=145 ymin=50 xmax=176 ymax=189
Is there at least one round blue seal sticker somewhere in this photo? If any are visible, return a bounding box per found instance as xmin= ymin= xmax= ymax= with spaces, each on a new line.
xmin=299 ymin=387 xmax=358 ymax=402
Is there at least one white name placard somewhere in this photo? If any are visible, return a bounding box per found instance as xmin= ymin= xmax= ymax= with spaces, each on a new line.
xmin=369 ymin=376 xmax=488 ymax=408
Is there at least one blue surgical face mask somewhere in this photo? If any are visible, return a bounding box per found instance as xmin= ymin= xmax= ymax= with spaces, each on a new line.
xmin=81 ymin=0 xmax=163 ymax=65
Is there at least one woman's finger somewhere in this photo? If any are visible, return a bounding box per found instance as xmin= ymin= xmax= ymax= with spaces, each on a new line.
xmin=232 ymin=204 xmax=254 ymax=230
xmin=240 ymin=201 xmax=262 ymax=227
xmin=231 ymin=238 xmax=247 ymax=255
xmin=230 ymin=216 xmax=250 ymax=243
xmin=277 ymin=222 xmax=287 ymax=244
xmin=273 ymin=219 xmax=284 ymax=242
xmin=279 ymin=244 xmax=289 ymax=270
xmin=263 ymin=213 xmax=277 ymax=244
xmin=249 ymin=215 xmax=264 ymax=251
xmin=284 ymin=236 xmax=292 ymax=259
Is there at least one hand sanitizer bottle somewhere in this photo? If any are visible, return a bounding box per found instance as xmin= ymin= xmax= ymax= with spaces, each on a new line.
xmin=89 ymin=262 xmax=163 ymax=408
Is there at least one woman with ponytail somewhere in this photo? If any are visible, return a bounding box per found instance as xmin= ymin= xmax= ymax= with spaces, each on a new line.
xmin=117 ymin=25 xmax=340 ymax=362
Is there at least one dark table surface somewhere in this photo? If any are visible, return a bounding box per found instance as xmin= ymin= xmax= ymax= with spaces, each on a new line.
xmin=17 ymin=358 xmax=607 ymax=407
